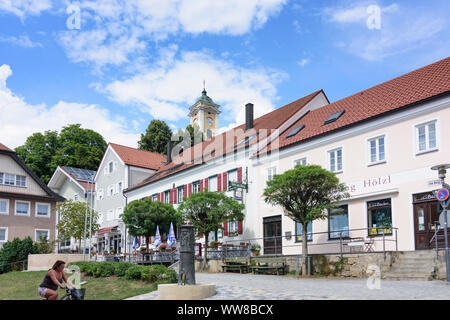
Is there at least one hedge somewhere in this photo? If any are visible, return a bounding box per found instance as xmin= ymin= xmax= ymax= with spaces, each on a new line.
xmin=67 ymin=261 xmax=177 ymax=283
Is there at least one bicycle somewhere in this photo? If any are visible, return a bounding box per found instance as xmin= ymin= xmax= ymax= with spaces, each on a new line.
xmin=60 ymin=281 xmax=87 ymax=300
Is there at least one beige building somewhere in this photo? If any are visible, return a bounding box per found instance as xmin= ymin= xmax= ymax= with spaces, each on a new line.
xmin=0 ymin=142 xmax=64 ymax=248
xmin=252 ymin=57 xmax=450 ymax=254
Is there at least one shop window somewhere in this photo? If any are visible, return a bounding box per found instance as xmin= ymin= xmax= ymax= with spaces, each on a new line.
xmin=295 ymin=222 xmax=312 ymax=242
xmin=328 ymin=205 xmax=349 ymax=239
xmin=367 ymin=198 xmax=393 ymax=236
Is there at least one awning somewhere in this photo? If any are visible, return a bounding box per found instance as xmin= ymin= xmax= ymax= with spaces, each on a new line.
xmin=97 ymin=225 xmax=119 ymax=235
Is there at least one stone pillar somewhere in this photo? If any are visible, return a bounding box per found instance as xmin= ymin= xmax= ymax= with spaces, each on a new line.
xmin=179 ymin=225 xmax=195 ymax=285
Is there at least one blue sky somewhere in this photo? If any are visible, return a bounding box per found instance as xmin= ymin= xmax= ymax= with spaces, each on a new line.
xmin=0 ymin=0 xmax=449 ymax=148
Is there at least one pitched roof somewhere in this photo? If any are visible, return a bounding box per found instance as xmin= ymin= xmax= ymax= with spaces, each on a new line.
xmin=0 ymin=142 xmax=13 ymax=152
xmin=126 ymin=90 xmax=325 ymax=191
xmin=266 ymin=56 xmax=450 ymax=153
xmin=109 ymin=143 xmax=167 ymax=170
xmin=60 ymin=166 xmax=96 ymax=190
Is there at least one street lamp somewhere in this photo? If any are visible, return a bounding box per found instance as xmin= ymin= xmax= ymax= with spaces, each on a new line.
xmin=431 ymin=164 xmax=450 ymax=283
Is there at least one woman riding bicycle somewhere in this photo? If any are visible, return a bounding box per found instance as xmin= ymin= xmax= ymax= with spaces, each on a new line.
xmin=38 ymin=260 xmax=73 ymax=300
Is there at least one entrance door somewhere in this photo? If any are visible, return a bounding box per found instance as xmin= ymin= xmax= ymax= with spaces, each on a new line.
xmin=263 ymin=216 xmax=282 ymax=255
xmin=413 ymin=200 xmax=442 ymax=249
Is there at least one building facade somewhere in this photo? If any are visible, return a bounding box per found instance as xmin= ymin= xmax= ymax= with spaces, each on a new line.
xmin=253 ymin=57 xmax=450 ymax=254
xmin=0 ymin=142 xmax=64 ymax=249
xmin=48 ymin=166 xmax=96 ymax=252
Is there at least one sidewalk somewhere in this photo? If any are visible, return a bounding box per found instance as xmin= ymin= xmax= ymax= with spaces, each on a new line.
xmin=126 ymin=272 xmax=450 ymax=300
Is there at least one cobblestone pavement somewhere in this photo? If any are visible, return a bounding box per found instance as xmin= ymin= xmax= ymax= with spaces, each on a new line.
xmin=127 ymin=272 xmax=450 ymax=300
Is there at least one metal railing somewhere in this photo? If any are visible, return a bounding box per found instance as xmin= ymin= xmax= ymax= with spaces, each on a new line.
xmin=0 ymin=259 xmax=28 ymax=272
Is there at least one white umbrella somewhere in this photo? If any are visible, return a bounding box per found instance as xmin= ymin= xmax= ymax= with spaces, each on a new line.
xmin=154 ymin=226 xmax=161 ymax=248
xmin=167 ymin=222 xmax=176 ymax=247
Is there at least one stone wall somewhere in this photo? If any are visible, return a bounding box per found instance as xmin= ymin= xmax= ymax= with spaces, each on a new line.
xmin=435 ymin=251 xmax=447 ymax=280
xmin=28 ymin=254 xmax=86 ymax=271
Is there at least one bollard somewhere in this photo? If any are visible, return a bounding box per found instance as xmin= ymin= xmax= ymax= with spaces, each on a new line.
xmin=178 ymin=225 xmax=196 ymax=285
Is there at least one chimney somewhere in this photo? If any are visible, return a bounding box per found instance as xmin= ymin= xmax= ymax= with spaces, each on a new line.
xmin=166 ymin=140 xmax=172 ymax=164
xmin=245 ymin=103 xmax=254 ymax=131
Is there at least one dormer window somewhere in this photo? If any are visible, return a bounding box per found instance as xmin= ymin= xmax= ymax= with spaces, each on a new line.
xmin=324 ymin=110 xmax=345 ymax=125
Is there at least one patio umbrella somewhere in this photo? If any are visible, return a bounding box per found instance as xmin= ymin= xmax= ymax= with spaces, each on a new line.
xmin=167 ymin=222 xmax=176 ymax=247
xmin=132 ymin=236 xmax=139 ymax=250
xmin=154 ymin=225 xmax=161 ymax=248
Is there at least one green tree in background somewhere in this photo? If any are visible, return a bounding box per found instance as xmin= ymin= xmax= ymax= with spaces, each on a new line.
xmin=138 ymin=120 xmax=173 ymax=154
xmin=122 ymin=199 xmax=182 ymax=251
xmin=15 ymin=124 xmax=107 ymax=184
xmin=56 ymin=200 xmax=99 ymax=253
xmin=263 ymin=164 xmax=349 ymax=276
xmin=177 ymin=191 xmax=244 ymax=268
xmin=0 ymin=237 xmax=38 ymax=273
xmin=15 ymin=130 xmax=59 ymax=184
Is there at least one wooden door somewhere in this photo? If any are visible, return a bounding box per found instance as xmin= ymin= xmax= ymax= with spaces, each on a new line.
xmin=414 ymin=201 xmax=442 ymax=249
xmin=263 ymin=216 xmax=282 ymax=255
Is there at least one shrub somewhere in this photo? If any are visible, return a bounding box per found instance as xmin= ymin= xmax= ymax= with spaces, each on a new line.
xmin=93 ymin=262 xmax=115 ymax=277
xmin=0 ymin=237 xmax=38 ymax=273
xmin=113 ymin=262 xmax=134 ymax=277
xmin=125 ymin=265 xmax=146 ymax=280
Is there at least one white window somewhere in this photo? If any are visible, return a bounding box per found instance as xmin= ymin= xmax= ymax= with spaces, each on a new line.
xmin=4 ymin=174 xmax=15 ymax=186
xmin=0 ymin=173 xmax=2 ymax=184
xmin=294 ymin=157 xmax=307 ymax=167
xmin=35 ymin=229 xmax=49 ymax=241
xmin=152 ymin=194 xmax=158 ymax=202
xmin=266 ymin=167 xmax=277 ymax=181
xmin=73 ymin=194 xmax=79 ymax=201
xmin=177 ymin=187 xmax=184 ymax=203
xmin=0 ymin=199 xmax=9 ymax=214
xmin=416 ymin=120 xmax=438 ymax=154
xmin=164 ymin=190 xmax=171 ymax=203
xmin=108 ymin=185 xmax=115 ymax=197
xmin=36 ymin=203 xmax=50 ymax=218
xmin=328 ymin=148 xmax=343 ymax=173
xmin=228 ymin=170 xmax=238 ymax=183
xmin=107 ymin=209 xmax=114 ymax=221
xmin=97 ymin=189 xmax=104 ymax=200
xmin=15 ymin=175 xmax=26 ymax=187
xmin=117 ymin=182 xmax=123 ymax=194
xmin=209 ymin=176 xmax=217 ymax=192
xmin=368 ymin=135 xmax=386 ymax=165
xmin=108 ymin=161 xmax=114 ymax=174
xmin=192 ymin=182 xmax=200 ymax=194
xmin=0 ymin=227 xmax=7 ymax=242
xmin=228 ymin=219 xmax=239 ymax=235
xmin=15 ymin=201 xmax=30 ymax=216
xmin=98 ymin=212 xmax=104 ymax=224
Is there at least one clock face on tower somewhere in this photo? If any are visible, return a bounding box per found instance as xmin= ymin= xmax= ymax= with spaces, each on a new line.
xmin=207 ymin=117 xmax=213 ymax=126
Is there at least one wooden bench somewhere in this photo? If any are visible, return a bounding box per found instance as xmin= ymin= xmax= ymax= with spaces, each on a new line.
xmin=221 ymin=257 xmax=250 ymax=274
xmin=249 ymin=257 xmax=287 ymax=275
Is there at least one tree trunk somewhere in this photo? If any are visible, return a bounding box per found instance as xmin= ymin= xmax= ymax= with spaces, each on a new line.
xmin=78 ymin=238 xmax=82 ymax=254
xmin=203 ymin=233 xmax=209 ymax=270
xmin=302 ymin=224 xmax=308 ymax=276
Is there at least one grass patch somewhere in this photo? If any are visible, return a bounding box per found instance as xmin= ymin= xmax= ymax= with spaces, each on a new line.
xmin=0 ymin=271 xmax=156 ymax=300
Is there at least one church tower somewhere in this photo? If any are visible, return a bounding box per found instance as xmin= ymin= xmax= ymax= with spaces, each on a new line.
xmin=188 ymin=87 xmax=220 ymax=140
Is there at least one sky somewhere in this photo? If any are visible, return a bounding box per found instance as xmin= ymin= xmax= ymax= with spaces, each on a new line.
xmin=0 ymin=0 xmax=449 ymax=149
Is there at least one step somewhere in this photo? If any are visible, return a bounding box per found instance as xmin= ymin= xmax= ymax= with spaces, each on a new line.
xmin=382 ymin=275 xmax=432 ymax=281
xmin=389 ymin=267 xmax=434 ymax=272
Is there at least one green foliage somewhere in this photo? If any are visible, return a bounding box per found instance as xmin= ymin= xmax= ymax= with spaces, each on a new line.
xmin=15 ymin=124 xmax=107 ymax=184
xmin=56 ymin=200 xmax=99 ymax=248
xmin=122 ymin=198 xmax=181 ymax=249
xmin=35 ymin=237 xmax=56 ymax=254
xmin=92 ymin=262 xmax=116 ymax=277
xmin=138 ymin=120 xmax=173 ymax=154
xmin=113 ymin=262 xmax=134 ymax=277
xmin=125 ymin=265 xmax=148 ymax=280
xmin=0 ymin=237 xmax=38 ymax=273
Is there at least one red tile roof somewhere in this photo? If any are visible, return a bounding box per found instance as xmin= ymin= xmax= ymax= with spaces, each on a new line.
xmin=266 ymin=56 xmax=450 ymax=153
xmin=109 ymin=143 xmax=167 ymax=170
xmin=0 ymin=142 xmax=13 ymax=152
xmin=126 ymin=90 xmax=324 ymax=191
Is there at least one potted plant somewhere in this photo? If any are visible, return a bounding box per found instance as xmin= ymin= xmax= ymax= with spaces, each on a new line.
xmin=250 ymin=243 xmax=261 ymax=256
xmin=209 ymin=241 xmax=220 ymax=249
xmin=159 ymin=244 xmax=167 ymax=252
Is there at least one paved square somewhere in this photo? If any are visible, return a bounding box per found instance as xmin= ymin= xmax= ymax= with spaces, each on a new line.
xmin=127 ymin=272 xmax=450 ymax=300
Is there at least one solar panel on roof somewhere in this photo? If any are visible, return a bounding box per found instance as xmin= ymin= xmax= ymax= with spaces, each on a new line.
xmin=285 ymin=124 xmax=305 ymax=139
xmin=324 ymin=110 xmax=345 ymax=125
xmin=64 ymin=166 xmax=96 ymax=182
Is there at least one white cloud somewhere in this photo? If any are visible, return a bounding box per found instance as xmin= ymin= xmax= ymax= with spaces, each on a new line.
xmin=0 ymin=34 xmax=42 ymax=48
xmin=0 ymin=0 xmax=52 ymax=18
xmin=297 ymin=58 xmax=309 ymax=67
xmin=103 ymin=48 xmax=287 ymax=127
xmin=56 ymin=0 xmax=287 ymax=67
xmin=323 ymin=3 xmax=447 ymax=61
xmin=0 ymin=64 xmax=139 ymax=148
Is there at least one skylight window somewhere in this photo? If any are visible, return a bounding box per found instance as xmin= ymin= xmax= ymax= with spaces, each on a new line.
xmin=285 ymin=125 xmax=305 ymax=139
xmin=324 ymin=110 xmax=345 ymax=125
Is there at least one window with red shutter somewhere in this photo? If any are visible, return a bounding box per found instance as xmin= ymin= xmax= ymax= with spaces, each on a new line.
xmin=161 ymin=192 xmax=164 ymax=203
xmin=157 ymin=193 xmax=160 ymax=202
xmin=204 ymin=178 xmax=208 ymax=191
xmin=199 ymin=179 xmax=203 ymax=192
xmin=217 ymin=174 xmax=222 ymax=192
xmin=184 ymin=184 xmax=187 ymax=199
xmin=238 ymin=220 xmax=243 ymax=234
xmin=188 ymin=183 xmax=192 ymax=197
xmin=237 ymin=167 xmax=242 ymax=183
xmin=223 ymin=222 xmax=228 ymax=236
xmin=222 ymin=172 xmax=227 ymax=191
